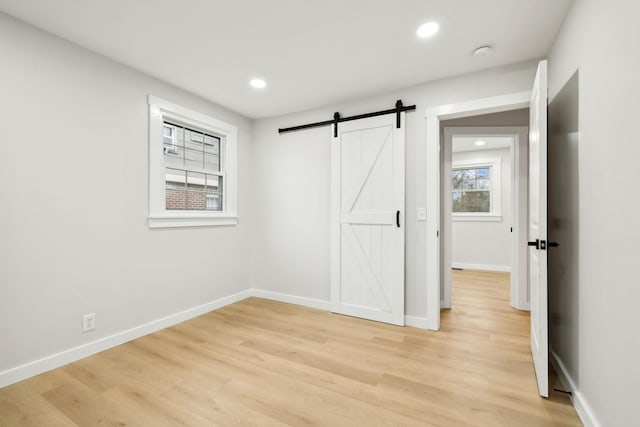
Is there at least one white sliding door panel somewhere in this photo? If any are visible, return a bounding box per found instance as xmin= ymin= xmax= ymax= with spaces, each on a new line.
xmin=529 ymin=60 xmax=549 ymax=398
xmin=331 ymin=114 xmax=405 ymax=325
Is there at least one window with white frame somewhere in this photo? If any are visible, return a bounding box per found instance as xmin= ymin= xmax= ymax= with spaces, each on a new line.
xmin=148 ymin=96 xmax=238 ymax=228
xmin=451 ymin=158 xmax=501 ymax=219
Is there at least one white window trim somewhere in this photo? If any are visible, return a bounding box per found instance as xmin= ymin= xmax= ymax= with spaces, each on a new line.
xmin=147 ymin=95 xmax=238 ymax=228
xmin=452 ymin=157 xmax=502 ymax=221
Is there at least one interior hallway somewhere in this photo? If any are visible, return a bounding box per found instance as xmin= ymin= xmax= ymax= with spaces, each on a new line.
xmin=0 ymin=271 xmax=580 ymax=426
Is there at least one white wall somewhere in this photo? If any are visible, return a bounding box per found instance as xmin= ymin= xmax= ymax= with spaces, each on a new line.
xmin=451 ymin=147 xmax=512 ymax=271
xmin=547 ymin=1 xmax=640 ymax=425
xmin=0 ymin=14 xmax=254 ymax=376
xmin=252 ymin=61 xmax=539 ymax=319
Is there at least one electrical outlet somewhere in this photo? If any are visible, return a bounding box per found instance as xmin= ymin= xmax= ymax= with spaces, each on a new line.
xmin=417 ymin=207 xmax=427 ymax=221
xmin=82 ymin=313 xmax=95 ymax=332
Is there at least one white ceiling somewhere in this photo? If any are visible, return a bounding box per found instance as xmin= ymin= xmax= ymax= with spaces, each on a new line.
xmin=0 ymin=0 xmax=572 ymax=119
xmin=452 ymin=136 xmax=513 ymax=153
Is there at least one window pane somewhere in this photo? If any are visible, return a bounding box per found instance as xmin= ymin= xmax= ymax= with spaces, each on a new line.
xmin=186 ymin=171 xmax=206 ymax=211
xmin=463 ymin=169 xmax=476 ymax=179
xmin=204 ymin=153 xmax=220 ymax=171
xmin=204 ymin=134 xmax=220 ymax=154
xmin=476 ymin=168 xmax=490 ymax=178
xmin=164 ymin=126 xmax=185 ymax=164
xmin=206 ymin=175 xmax=223 ymax=211
xmin=186 ymin=129 xmax=203 ymax=154
xmin=204 ymin=134 xmax=221 ymax=171
xmin=463 ymin=179 xmax=476 ymax=189
xmin=189 ymin=130 xmax=203 ymax=143
xmin=165 ymin=168 xmax=186 ymax=210
xmin=451 ymin=170 xmax=463 ymax=190
xmin=452 ymin=190 xmax=490 ymax=213
xmin=477 ymin=179 xmax=490 ymax=190
xmin=164 ymin=148 xmax=181 ymax=165
xmin=206 ymin=194 xmax=221 ymax=211
xmin=184 ymin=146 xmax=203 ymax=169
xmin=206 ymin=174 xmax=220 ymax=190
xmin=175 ymin=126 xmax=185 ymax=148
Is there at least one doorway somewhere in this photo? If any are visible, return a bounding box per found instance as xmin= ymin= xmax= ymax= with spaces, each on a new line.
xmin=424 ymin=91 xmax=531 ymax=331
xmin=441 ymin=126 xmax=529 ymax=311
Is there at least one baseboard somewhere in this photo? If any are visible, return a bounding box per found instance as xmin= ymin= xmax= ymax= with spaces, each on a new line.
xmin=0 ymin=289 xmax=252 ymax=388
xmin=1 ymin=287 xmax=431 ymax=388
xmin=251 ymin=289 xmax=330 ymax=311
xmin=251 ymin=289 xmax=431 ymax=330
xmin=550 ymin=350 xmax=601 ymax=427
xmin=452 ymin=262 xmax=511 ymax=273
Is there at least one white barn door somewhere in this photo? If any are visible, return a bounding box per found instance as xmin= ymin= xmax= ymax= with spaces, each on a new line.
xmin=330 ymin=114 xmax=405 ymax=325
xmin=528 ymin=60 xmax=549 ymax=397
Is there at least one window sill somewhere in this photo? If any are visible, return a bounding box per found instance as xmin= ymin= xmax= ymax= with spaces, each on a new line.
xmin=147 ymin=214 xmax=238 ymax=229
xmin=452 ymin=214 xmax=502 ymax=222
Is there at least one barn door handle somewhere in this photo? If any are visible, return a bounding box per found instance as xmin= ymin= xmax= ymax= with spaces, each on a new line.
xmin=396 ymin=210 xmax=400 ymax=228
xmin=528 ymin=239 xmax=540 ymax=250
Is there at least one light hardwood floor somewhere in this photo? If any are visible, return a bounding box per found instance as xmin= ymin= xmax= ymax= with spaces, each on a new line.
xmin=0 ymin=270 xmax=581 ymax=426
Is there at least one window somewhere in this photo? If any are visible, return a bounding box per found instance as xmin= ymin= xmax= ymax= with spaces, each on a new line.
xmin=451 ymin=158 xmax=501 ymax=220
xmin=163 ymin=123 xmax=222 ymax=212
xmin=148 ymin=96 xmax=238 ymax=228
xmin=452 ymin=167 xmax=491 ymax=212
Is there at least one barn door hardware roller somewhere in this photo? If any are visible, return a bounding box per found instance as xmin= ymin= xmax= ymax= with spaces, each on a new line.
xmin=278 ymin=100 xmax=416 ymax=137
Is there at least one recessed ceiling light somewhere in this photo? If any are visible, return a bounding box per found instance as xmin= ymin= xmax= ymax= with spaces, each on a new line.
xmin=250 ymin=78 xmax=266 ymax=89
xmin=473 ymin=45 xmax=493 ymax=57
xmin=475 ymin=140 xmax=487 ymax=146
xmin=416 ymin=22 xmax=439 ymax=39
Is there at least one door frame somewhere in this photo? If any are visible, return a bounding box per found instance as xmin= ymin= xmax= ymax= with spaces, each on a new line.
xmin=425 ymin=91 xmax=530 ymax=330
xmin=441 ymin=126 xmax=529 ymax=311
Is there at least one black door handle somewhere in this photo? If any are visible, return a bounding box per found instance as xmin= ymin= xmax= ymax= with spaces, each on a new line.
xmin=548 ymin=241 xmax=559 ymax=248
xmin=396 ymin=210 xmax=400 ymax=228
xmin=528 ymin=239 xmax=540 ymax=249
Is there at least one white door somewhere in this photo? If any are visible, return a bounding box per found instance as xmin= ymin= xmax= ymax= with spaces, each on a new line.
xmin=330 ymin=114 xmax=405 ymax=325
xmin=529 ymin=60 xmax=549 ymax=397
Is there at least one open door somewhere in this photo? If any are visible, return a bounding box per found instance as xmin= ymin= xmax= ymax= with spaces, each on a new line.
xmin=330 ymin=114 xmax=405 ymax=325
xmin=528 ymin=60 xmax=549 ymax=397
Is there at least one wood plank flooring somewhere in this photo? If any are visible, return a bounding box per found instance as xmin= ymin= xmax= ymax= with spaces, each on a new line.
xmin=0 ymin=270 xmax=581 ymax=426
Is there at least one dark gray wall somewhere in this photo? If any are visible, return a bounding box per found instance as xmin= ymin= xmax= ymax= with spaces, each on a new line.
xmin=548 ymin=72 xmax=580 ymax=389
